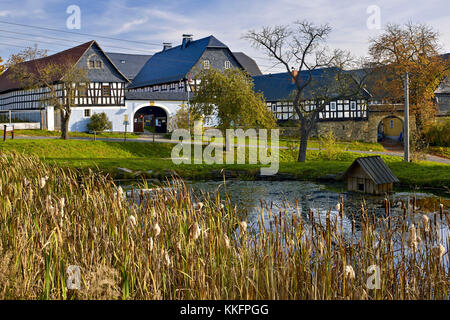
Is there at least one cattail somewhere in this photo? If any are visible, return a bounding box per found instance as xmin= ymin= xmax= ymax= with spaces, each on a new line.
xmin=23 ymin=177 xmax=30 ymax=187
xmin=128 ymin=215 xmax=137 ymax=228
xmin=153 ymin=223 xmax=161 ymax=237
xmin=194 ymin=202 xmax=204 ymax=210
xmin=432 ymin=244 xmax=446 ymax=261
xmin=317 ymin=238 xmax=325 ymax=257
xmin=190 ymin=222 xmax=201 ymax=241
xmin=40 ymin=177 xmax=47 ymax=189
xmin=407 ymin=223 xmax=418 ymax=251
xmin=224 ymin=234 xmax=231 ymax=248
xmin=240 ymin=221 xmax=247 ymax=234
xmin=335 ymin=203 xmax=341 ymax=212
xmin=163 ymin=250 xmax=172 ymax=267
xmin=147 ymin=237 xmax=154 ymax=251
xmin=344 ymin=265 xmax=355 ymax=280
xmin=421 ymin=215 xmax=430 ymax=232
xmin=176 ymin=240 xmax=182 ymax=252
xmin=116 ymin=186 xmax=124 ymax=199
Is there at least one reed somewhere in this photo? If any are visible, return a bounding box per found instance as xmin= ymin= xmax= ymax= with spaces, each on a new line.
xmin=0 ymin=151 xmax=448 ymax=300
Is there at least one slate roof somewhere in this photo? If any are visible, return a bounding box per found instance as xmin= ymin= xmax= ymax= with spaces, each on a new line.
xmin=129 ymin=35 xmax=230 ymax=89
xmin=252 ymin=68 xmax=369 ymax=101
xmin=125 ymin=91 xmax=189 ymax=101
xmin=0 ymin=41 xmax=94 ymax=93
xmin=0 ymin=41 xmax=129 ymax=93
xmin=343 ymin=156 xmax=399 ymax=184
xmin=106 ymin=52 xmax=152 ymax=80
xmin=232 ymin=52 xmax=262 ymax=76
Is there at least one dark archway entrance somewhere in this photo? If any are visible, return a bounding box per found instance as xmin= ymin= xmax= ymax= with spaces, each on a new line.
xmin=133 ymin=106 xmax=168 ymax=133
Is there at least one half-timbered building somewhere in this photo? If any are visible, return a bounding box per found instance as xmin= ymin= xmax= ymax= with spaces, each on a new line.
xmin=123 ymin=34 xmax=262 ymax=133
xmin=0 ymin=40 xmax=129 ymax=132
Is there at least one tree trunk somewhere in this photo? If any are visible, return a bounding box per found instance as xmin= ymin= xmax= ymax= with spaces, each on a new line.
xmin=298 ymin=127 xmax=309 ymax=162
xmin=60 ymin=109 xmax=71 ymax=140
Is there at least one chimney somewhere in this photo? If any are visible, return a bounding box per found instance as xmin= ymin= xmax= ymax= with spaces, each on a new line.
xmin=291 ymin=69 xmax=298 ymax=84
xmin=163 ymin=42 xmax=172 ymax=51
xmin=182 ymin=34 xmax=193 ymax=49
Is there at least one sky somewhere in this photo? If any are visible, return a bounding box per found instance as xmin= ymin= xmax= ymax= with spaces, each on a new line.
xmin=0 ymin=0 xmax=450 ymax=74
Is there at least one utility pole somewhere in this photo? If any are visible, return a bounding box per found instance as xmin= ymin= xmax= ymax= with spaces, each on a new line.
xmin=404 ymin=72 xmax=410 ymax=162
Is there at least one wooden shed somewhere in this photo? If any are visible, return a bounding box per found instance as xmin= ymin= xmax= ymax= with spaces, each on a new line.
xmin=342 ymin=156 xmax=399 ymax=195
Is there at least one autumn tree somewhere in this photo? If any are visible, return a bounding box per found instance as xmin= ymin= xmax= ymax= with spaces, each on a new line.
xmin=0 ymin=57 xmax=5 ymax=75
xmin=7 ymin=46 xmax=89 ymax=140
xmin=191 ymin=67 xmax=276 ymax=136
xmin=368 ymin=22 xmax=450 ymax=134
xmin=245 ymin=21 xmax=368 ymax=162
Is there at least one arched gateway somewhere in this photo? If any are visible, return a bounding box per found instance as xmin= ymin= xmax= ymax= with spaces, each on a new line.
xmin=377 ymin=115 xmax=404 ymax=142
xmin=133 ymin=106 xmax=168 ymax=133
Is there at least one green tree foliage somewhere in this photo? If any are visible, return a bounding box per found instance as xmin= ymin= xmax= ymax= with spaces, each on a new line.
xmin=87 ymin=112 xmax=112 ymax=133
xmin=190 ymin=68 xmax=276 ymax=132
xmin=173 ymin=103 xmax=198 ymax=130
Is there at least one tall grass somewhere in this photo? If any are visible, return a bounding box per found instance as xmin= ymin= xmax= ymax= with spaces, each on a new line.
xmin=0 ymin=151 xmax=448 ymax=300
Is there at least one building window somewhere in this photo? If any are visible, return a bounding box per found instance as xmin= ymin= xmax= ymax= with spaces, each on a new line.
xmin=224 ymin=61 xmax=231 ymax=69
xmin=102 ymin=85 xmax=111 ymax=96
xmin=350 ymin=101 xmax=356 ymax=110
xmin=330 ymin=101 xmax=336 ymax=111
xmin=203 ymin=60 xmax=210 ymax=69
xmin=84 ymin=109 xmax=91 ymax=118
xmin=87 ymin=54 xmax=103 ymax=69
xmin=390 ymin=119 xmax=394 ymax=129
xmin=78 ymin=85 xmax=87 ymax=97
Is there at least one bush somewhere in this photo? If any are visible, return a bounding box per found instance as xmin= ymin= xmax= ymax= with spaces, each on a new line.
xmin=87 ymin=112 xmax=112 ymax=133
xmin=423 ymin=118 xmax=450 ymax=147
xmin=318 ymin=131 xmax=341 ymax=160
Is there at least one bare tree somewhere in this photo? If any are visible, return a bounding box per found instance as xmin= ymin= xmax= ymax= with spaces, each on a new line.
xmin=7 ymin=47 xmax=89 ymax=140
xmin=245 ymin=21 xmax=368 ymax=162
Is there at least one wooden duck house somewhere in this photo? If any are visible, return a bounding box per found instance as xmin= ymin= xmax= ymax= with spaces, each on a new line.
xmin=342 ymin=156 xmax=399 ymax=194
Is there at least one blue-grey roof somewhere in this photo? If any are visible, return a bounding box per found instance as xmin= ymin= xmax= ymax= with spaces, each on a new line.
xmin=125 ymin=91 xmax=189 ymax=101
xmin=106 ymin=52 xmax=152 ymax=80
xmin=129 ymin=35 xmax=229 ymax=89
xmin=232 ymin=52 xmax=262 ymax=76
xmin=252 ymin=68 xmax=369 ymax=101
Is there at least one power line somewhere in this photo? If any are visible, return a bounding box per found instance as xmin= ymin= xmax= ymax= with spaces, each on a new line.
xmin=0 ymin=30 xmax=157 ymax=54
xmin=0 ymin=20 xmax=161 ymax=47
xmin=0 ymin=41 xmax=57 ymax=52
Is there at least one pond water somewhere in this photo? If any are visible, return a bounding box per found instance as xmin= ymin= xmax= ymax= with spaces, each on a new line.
xmin=188 ymin=180 xmax=449 ymax=252
xmin=124 ymin=179 xmax=449 ymax=255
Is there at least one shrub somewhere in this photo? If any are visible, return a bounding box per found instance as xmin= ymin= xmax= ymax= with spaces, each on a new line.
xmin=423 ymin=118 xmax=450 ymax=147
xmin=318 ymin=131 xmax=341 ymax=160
xmin=87 ymin=112 xmax=112 ymax=133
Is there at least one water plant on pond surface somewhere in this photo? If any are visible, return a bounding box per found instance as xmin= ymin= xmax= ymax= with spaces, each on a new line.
xmin=0 ymin=151 xmax=448 ymax=299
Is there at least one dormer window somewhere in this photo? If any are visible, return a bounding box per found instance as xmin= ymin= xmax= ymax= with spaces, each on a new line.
xmin=203 ymin=60 xmax=210 ymax=69
xmin=87 ymin=54 xmax=103 ymax=69
xmin=224 ymin=61 xmax=231 ymax=69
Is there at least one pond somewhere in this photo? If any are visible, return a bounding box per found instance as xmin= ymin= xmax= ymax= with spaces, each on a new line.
xmin=123 ymin=179 xmax=449 ymax=256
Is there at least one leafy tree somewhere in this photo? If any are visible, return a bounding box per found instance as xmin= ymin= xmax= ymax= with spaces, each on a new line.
xmin=191 ymin=68 xmax=276 ymax=134
xmin=368 ymin=22 xmax=450 ymax=134
xmin=173 ymin=102 xmax=197 ymax=130
xmin=87 ymin=112 xmax=112 ymax=133
xmin=245 ymin=21 xmax=368 ymax=162
xmin=0 ymin=57 xmax=5 ymax=75
xmin=6 ymin=46 xmax=89 ymax=140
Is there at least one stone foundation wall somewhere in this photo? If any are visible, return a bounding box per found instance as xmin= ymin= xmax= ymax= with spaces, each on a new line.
xmin=314 ymin=119 xmax=378 ymax=142
xmin=278 ymin=110 xmax=409 ymax=143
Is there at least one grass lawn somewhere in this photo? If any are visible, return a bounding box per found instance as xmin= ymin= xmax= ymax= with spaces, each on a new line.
xmin=429 ymin=146 xmax=450 ymax=159
xmin=13 ymin=129 xmax=140 ymax=139
xmin=1 ymin=139 xmax=449 ymax=189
